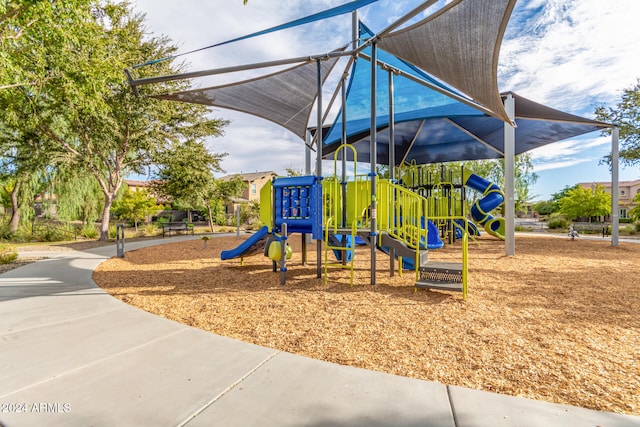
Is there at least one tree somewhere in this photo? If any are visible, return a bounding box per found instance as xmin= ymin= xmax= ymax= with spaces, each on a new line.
xmin=152 ymin=139 xmax=229 ymax=231
xmin=595 ymin=79 xmax=640 ymax=167
xmin=0 ymin=127 xmax=51 ymax=234
xmin=284 ymin=165 xmax=303 ymax=176
xmin=558 ymin=184 xmax=611 ymax=222
xmin=111 ymin=188 xmax=160 ymax=232
xmin=53 ymin=167 xmax=105 ymax=224
xmin=628 ymin=192 xmax=640 ymax=222
xmin=532 ymin=200 xmax=555 ymax=216
xmin=2 ymin=1 xmax=227 ymax=240
xmin=212 ymin=176 xmax=246 ymax=226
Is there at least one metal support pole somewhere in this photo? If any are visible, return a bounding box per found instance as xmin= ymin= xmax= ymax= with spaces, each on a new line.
xmin=236 ymin=206 xmax=241 ymax=239
xmin=503 ymin=94 xmax=516 ymax=256
xmin=280 ymin=223 xmax=287 ymax=285
xmin=370 ymin=41 xmax=378 ymax=285
xmin=352 ymin=10 xmax=358 ymax=50
xmin=341 ymin=78 xmax=348 ymax=228
xmin=341 ymin=78 xmax=348 ymax=266
xmin=388 ymin=70 xmax=395 ymax=180
xmin=305 ymin=130 xmax=312 ymax=175
xmin=116 ymin=223 xmax=125 ymax=258
xmin=611 ymin=126 xmax=620 ymax=246
xmin=316 ymin=59 xmax=323 ymax=278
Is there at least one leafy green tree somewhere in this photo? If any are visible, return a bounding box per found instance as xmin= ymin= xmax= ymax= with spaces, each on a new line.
xmin=1 ymin=0 xmax=92 ymax=91
xmin=558 ymin=184 xmax=611 ymax=222
xmin=2 ymin=1 xmax=226 ymax=240
xmin=532 ymin=200 xmax=556 ymax=216
xmin=534 ymin=184 xmax=580 ymax=216
xmin=53 ymin=167 xmax=105 ymax=224
xmin=152 ymin=139 xmax=228 ymax=230
xmin=111 ymin=188 xmax=161 ymax=232
xmin=596 ymin=79 xmax=640 ymax=167
xmin=628 ymin=192 xmax=640 ymax=222
xmin=284 ymin=165 xmax=303 ymax=176
xmin=210 ymin=176 xmax=246 ymax=228
xmin=152 ymin=139 xmax=226 ymax=210
xmin=0 ymin=128 xmax=51 ymax=233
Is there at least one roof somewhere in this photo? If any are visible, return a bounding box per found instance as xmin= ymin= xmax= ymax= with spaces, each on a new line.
xmin=219 ymin=171 xmax=278 ymax=182
xmin=124 ymin=179 xmax=153 ymax=187
xmin=580 ymin=180 xmax=640 ymax=188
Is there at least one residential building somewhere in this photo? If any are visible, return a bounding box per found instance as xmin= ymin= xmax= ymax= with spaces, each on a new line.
xmin=579 ymin=180 xmax=640 ymax=220
xmin=218 ymin=171 xmax=278 ymax=213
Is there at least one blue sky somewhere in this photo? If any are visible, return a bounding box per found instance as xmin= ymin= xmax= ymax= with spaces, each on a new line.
xmin=132 ymin=0 xmax=640 ymax=200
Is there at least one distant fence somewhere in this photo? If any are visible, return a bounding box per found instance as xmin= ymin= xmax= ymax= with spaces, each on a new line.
xmin=572 ymin=222 xmax=610 ymax=235
xmin=31 ymin=218 xmax=78 ymax=240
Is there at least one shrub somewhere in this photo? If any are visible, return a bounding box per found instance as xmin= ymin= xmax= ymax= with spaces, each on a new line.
xmin=0 ymin=244 xmax=18 ymax=264
xmin=80 ymin=224 xmax=99 ymax=239
xmin=142 ymin=223 xmax=158 ymax=237
xmin=547 ymin=213 xmax=569 ymax=229
xmin=108 ymin=224 xmax=117 ymax=239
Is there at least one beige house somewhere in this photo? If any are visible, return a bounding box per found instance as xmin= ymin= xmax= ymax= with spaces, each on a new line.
xmin=579 ymin=180 xmax=640 ymax=219
xmin=218 ymin=171 xmax=278 ymax=213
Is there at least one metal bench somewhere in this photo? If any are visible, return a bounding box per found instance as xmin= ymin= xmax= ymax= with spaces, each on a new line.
xmin=161 ymin=222 xmax=194 ymax=237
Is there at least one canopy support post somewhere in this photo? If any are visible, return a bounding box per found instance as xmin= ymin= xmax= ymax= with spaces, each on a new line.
xmin=611 ymin=126 xmax=620 ymax=246
xmin=504 ymin=93 xmax=515 ymax=256
xmin=352 ymin=10 xmax=359 ymax=50
xmin=305 ymin=131 xmax=312 ymax=175
xmin=316 ymin=59 xmax=323 ymax=278
xmin=388 ymin=70 xmax=395 ymax=180
xmin=370 ymin=41 xmax=378 ymax=285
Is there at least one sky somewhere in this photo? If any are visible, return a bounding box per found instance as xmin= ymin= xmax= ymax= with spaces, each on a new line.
xmin=131 ymin=0 xmax=640 ymax=200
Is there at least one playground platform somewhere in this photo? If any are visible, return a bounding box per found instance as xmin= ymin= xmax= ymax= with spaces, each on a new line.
xmin=1 ymin=236 xmax=638 ymax=426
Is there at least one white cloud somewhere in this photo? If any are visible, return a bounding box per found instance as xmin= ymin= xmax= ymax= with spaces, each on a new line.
xmin=500 ymin=0 xmax=640 ymax=115
xmin=529 ymin=136 xmax=609 ymax=161
xmin=132 ymin=0 xmax=639 ymax=196
xmin=529 ymin=135 xmax=611 ymax=173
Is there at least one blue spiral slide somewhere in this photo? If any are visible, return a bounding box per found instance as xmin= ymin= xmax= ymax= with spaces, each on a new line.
xmin=464 ymin=172 xmax=505 ymax=240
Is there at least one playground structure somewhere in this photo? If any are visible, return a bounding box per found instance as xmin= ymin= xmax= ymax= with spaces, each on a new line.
xmin=220 ymin=144 xmax=509 ymax=299
xmin=397 ymin=163 xmax=505 ymax=241
xmin=128 ymin=0 xmax=620 ymax=295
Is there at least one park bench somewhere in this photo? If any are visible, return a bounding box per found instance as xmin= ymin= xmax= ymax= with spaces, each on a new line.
xmin=161 ymin=222 xmax=194 ymax=238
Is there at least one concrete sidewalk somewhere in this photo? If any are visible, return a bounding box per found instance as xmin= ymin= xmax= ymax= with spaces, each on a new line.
xmin=1 ymin=237 xmax=638 ymax=426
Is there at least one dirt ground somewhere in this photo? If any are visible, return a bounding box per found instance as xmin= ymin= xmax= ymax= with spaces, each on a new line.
xmin=93 ymin=234 xmax=640 ymax=415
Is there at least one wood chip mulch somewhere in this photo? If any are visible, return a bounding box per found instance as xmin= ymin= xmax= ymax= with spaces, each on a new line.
xmin=93 ymin=234 xmax=640 ymax=415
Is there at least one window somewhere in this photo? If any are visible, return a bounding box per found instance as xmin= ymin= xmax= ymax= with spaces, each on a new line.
xmin=620 ymin=209 xmax=627 ymax=219
xmin=621 ymin=190 xmax=626 ymax=196
xmin=251 ymin=183 xmax=257 ymax=194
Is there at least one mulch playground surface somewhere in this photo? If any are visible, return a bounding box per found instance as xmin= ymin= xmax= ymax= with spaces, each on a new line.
xmin=93 ymin=234 xmax=640 ymax=415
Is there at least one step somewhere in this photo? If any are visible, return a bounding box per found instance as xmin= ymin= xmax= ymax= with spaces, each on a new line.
xmin=414 ymin=280 xmax=463 ymax=292
xmin=416 ymin=261 xmax=463 ymax=291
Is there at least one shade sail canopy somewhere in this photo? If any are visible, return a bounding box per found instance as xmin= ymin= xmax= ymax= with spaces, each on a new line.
xmin=152 ymin=52 xmax=343 ymax=139
xmin=378 ymin=0 xmax=517 ymax=124
xmin=322 ymin=22 xmax=490 ymax=157
xmin=325 ymin=92 xmax=611 ymax=165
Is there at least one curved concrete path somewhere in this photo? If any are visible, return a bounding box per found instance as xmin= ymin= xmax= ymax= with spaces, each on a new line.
xmin=1 ymin=237 xmax=638 ymax=426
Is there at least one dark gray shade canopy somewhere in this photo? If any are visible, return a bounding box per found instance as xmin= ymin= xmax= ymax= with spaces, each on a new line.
xmin=152 ymin=53 xmax=343 ymax=140
xmin=378 ymin=0 xmax=518 ymax=124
